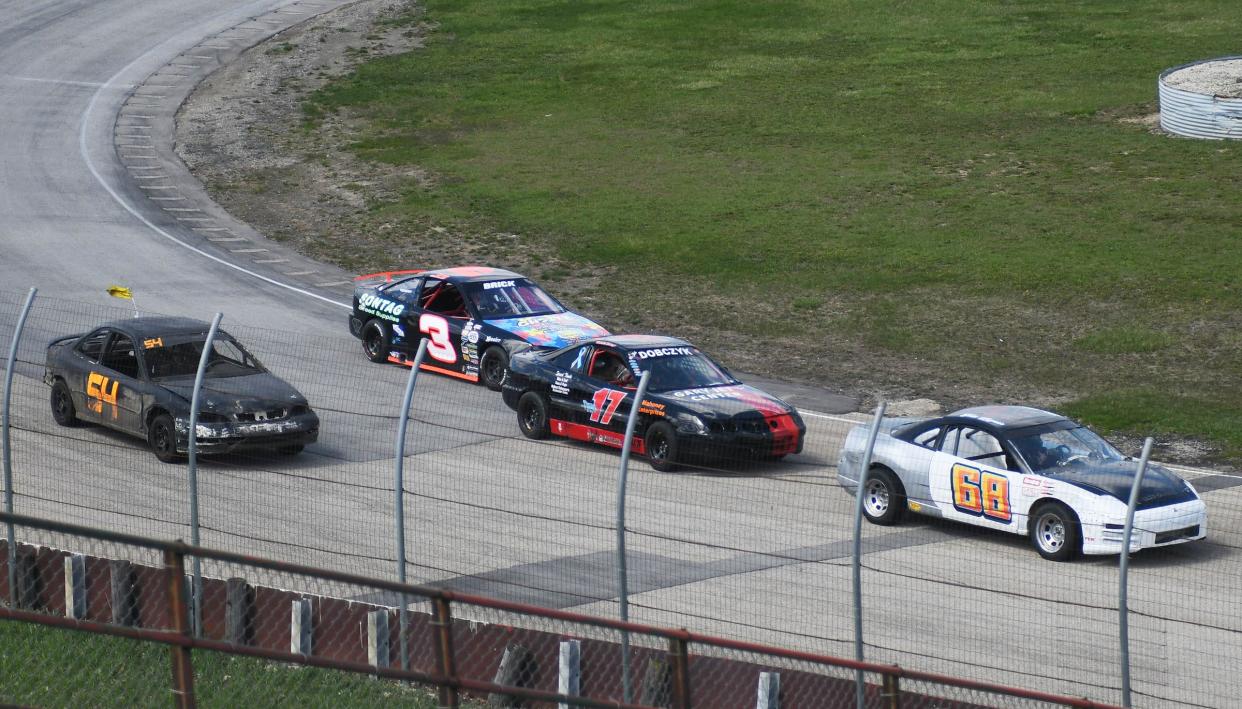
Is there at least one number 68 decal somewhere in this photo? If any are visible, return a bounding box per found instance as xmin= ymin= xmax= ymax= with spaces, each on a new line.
xmin=419 ymin=313 xmax=457 ymax=364
xmin=951 ymin=463 xmax=1012 ymax=523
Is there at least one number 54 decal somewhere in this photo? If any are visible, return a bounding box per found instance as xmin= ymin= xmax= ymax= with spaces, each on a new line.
xmin=86 ymin=372 xmax=120 ymax=419
xmin=951 ymin=463 xmax=1012 ymax=523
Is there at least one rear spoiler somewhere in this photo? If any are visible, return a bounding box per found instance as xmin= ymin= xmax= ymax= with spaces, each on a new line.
xmin=353 ymin=269 xmax=425 ymax=288
xmin=47 ymin=333 xmax=83 ymax=348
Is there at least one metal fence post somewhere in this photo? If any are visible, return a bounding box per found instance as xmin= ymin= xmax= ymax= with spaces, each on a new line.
xmin=614 ymin=369 xmax=652 ymax=704
xmin=394 ymin=338 xmax=428 ymax=675
xmin=1119 ymin=437 xmax=1153 ymax=709
xmin=165 ymin=546 xmax=196 ymax=709
xmin=433 ymin=596 xmax=459 ymax=708
xmin=668 ymin=635 xmax=691 ymax=709
xmin=850 ymin=401 xmax=887 ymax=709
xmin=187 ymin=312 xmax=222 ymax=638
xmin=2 ymin=287 xmax=36 ymax=609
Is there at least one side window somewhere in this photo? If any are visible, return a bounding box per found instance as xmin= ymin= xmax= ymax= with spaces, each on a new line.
xmin=956 ymin=427 xmax=1007 ymax=466
xmin=553 ymin=345 xmax=591 ymax=372
xmin=386 ymin=276 xmax=422 ymax=297
xmin=421 ymin=280 xmax=467 ymax=317
xmin=101 ymin=334 xmax=140 ymax=379
xmin=77 ymin=330 xmax=110 ymax=362
xmin=588 ymin=351 xmax=635 ymax=388
xmin=912 ymin=427 xmax=941 ymax=449
xmin=939 ymin=427 xmax=961 ymax=455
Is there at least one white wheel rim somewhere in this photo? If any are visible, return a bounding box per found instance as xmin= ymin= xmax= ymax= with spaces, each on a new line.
xmin=1037 ymin=513 xmax=1065 ymax=552
xmin=864 ymin=479 xmax=889 ymax=517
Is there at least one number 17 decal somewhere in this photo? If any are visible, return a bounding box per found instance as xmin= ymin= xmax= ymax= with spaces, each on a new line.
xmin=590 ymin=389 xmax=627 ymax=425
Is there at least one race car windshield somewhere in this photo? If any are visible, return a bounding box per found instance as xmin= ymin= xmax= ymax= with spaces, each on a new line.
xmin=636 ymin=350 xmax=737 ymax=392
xmin=144 ymin=333 xmax=267 ymax=380
xmin=1010 ymin=426 xmax=1125 ymax=473
xmin=467 ymin=280 xmax=564 ymax=320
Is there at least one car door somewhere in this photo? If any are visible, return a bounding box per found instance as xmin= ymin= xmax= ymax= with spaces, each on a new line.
xmin=69 ymin=329 xmax=111 ymax=424
xmin=927 ymin=425 xmax=1019 ymax=533
xmin=412 ymin=277 xmax=470 ymax=376
xmin=91 ymin=332 xmax=146 ymax=435
xmin=573 ymin=348 xmax=636 ymax=446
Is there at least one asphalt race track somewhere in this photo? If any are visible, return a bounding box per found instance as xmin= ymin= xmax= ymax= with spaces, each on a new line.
xmin=2 ymin=2 xmax=1241 ymax=706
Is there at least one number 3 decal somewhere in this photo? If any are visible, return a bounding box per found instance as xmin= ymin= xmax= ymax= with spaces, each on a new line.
xmin=951 ymin=463 xmax=1012 ymax=523
xmin=419 ymin=313 xmax=457 ymax=364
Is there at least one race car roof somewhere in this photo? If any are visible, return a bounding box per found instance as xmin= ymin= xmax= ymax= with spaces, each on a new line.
xmin=421 ymin=266 xmax=524 ymax=283
xmin=97 ymin=316 xmax=213 ymax=339
xmin=949 ymin=405 xmax=1066 ymax=430
xmin=595 ymin=334 xmax=693 ymax=350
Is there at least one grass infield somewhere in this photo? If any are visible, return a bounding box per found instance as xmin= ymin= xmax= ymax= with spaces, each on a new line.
xmin=303 ymin=0 xmax=1242 ymax=461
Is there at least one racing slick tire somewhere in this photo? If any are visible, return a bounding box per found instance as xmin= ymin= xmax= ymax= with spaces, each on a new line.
xmin=645 ymin=421 xmax=680 ymax=472
xmin=479 ymin=346 xmax=508 ymax=392
xmin=1030 ymin=501 xmax=1082 ymax=562
xmin=361 ymin=320 xmax=391 ymax=363
xmin=148 ymin=413 xmax=182 ymax=464
xmin=860 ymin=466 xmax=905 ymax=526
xmin=517 ymin=392 xmax=550 ymax=440
xmin=50 ymin=380 xmax=80 ymax=427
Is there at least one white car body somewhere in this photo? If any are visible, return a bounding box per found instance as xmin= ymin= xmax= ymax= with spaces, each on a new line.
xmin=837 ymin=406 xmax=1206 ymax=557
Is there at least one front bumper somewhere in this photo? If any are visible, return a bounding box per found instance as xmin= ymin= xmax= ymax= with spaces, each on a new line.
xmin=1082 ymin=499 xmax=1207 ymax=555
xmin=174 ymin=413 xmax=320 ymax=454
xmin=677 ymin=426 xmax=805 ymax=464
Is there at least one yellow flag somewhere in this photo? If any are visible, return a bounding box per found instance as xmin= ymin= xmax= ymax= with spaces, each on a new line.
xmin=106 ymin=285 xmax=133 ymax=300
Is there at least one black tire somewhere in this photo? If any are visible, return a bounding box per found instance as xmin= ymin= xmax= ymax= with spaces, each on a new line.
xmin=516 ymin=392 xmax=550 ymax=440
xmin=860 ymin=467 xmax=905 ymax=526
xmin=1029 ymin=501 xmax=1082 ymax=561
xmin=645 ymin=421 xmax=679 ymax=472
xmin=361 ymin=320 xmax=391 ymax=363
xmin=278 ymin=444 xmax=305 ymax=456
xmin=479 ymin=347 xmax=509 ymax=392
xmin=148 ymin=414 xmax=181 ymax=464
xmin=50 ymin=380 xmax=80 ymax=427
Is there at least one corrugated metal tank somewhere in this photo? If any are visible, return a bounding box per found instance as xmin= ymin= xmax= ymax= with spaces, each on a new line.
xmin=1158 ymin=57 xmax=1242 ymax=140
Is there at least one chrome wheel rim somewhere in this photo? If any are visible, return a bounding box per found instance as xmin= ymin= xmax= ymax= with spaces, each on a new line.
xmin=863 ymin=479 xmax=889 ymax=517
xmin=1035 ymin=512 xmax=1065 ymax=553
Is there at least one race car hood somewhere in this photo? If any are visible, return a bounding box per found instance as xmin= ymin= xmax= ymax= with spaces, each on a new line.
xmin=487 ymin=312 xmax=609 ymax=348
xmin=159 ymin=372 xmax=309 ymax=412
xmin=663 ymin=384 xmax=797 ymax=419
xmin=1050 ymin=460 xmax=1198 ymax=507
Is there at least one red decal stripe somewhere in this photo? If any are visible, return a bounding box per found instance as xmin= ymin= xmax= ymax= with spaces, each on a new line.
xmin=766 ymin=414 xmax=801 ymax=456
xmin=354 ymin=269 xmax=425 ymax=282
xmin=386 ymin=355 xmax=480 ymax=382
xmin=550 ymin=419 xmax=647 ymax=455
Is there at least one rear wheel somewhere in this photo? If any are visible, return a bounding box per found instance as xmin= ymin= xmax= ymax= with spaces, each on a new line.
xmin=50 ymin=380 xmax=79 ymax=427
xmin=517 ymin=392 xmax=550 ymax=440
xmin=361 ymin=320 xmax=391 ymax=363
xmin=479 ymin=347 xmax=508 ymax=392
xmin=860 ymin=467 xmax=905 ymax=526
xmin=1030 ymin=502 xmax=1082 ymax=561
xmin=148 ymin=414 xmax=181 ymax=464
xmin=645 ymin=421 xmax=679 ymax=472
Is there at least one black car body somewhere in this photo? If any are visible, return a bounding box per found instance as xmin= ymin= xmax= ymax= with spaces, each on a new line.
xmin=502 ymin=334 xmax=806 ymax=471
xmin=44 ymin=316 xmax=319 ymax=462
xmin=348 ymin=266 xmax=610 ymax=391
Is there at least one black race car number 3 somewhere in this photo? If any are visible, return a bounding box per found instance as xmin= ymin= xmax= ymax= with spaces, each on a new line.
xmin=419 ymin=314 xmax=457 ymax=364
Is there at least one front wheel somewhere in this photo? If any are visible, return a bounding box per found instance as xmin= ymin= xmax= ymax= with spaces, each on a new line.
xmin=645 ymin=421 xmax=680 ymax=472
xmin=479 ymin=347 xmax=509 ymax=392
xmin=1030 ymin=502 xmax=1082 ymax=561
xmin=860 ymin=467 xmax=905 ymax=526
xmin=50 ymin=380 xmax=80 ymax=427
xmin=517 ymin=392 xmax=550 ymax=440
xmin=148 ymin=414 xmax=181 ymax=464
xmin=361 ymin=320 xmax=391 ymax=363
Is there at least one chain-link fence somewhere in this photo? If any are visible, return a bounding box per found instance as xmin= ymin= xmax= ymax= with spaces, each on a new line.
xmin=1 ymin=287 xmax=1237 ymax=707
xmin=0 ymin=512 xmax=1119 ymax=708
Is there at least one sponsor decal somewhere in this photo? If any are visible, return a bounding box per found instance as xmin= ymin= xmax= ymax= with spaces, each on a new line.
xmin=143 ymin=337 xmax=163 ymax=349
xmin=358 ymin=292 xmax=405 ymax=320
xmin=639 ymin=400 xmax=665 ymax=417
xmin=86 ymin=372 xmax=120 ymax=419
xmin=908 ymin=501 xmax=922 ymax=513
xmin=462 ymin=321 xmax=481 ymax=344
xmin=552 ymin=370 xmax=572 ymax=395
xmin=571 ymin=348 xmax=588 ymax=372
xmin=631 ymin=346 xmax=694 ymax=360
xmin=483 ymin=280 xmax=516 ymax=290
xmin=485 ymin=336 xmax=501 ymax=343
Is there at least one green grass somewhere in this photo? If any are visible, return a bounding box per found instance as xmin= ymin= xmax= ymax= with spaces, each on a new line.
xmin=0 ymin=621 xmax=445 ymax=708
xmin=298 ymin=0 xmax=1242 ymax=458
xmin=1067 ymin=391 xmax=1242 ymax=459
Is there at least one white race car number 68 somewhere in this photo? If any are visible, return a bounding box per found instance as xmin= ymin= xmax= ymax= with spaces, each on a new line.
xmin=419 ymin=313 xmax=457 ymax=364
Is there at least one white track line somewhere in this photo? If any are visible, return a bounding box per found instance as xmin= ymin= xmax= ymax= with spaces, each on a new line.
xmin=77 ymin=1 xmax=350 ymax=312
